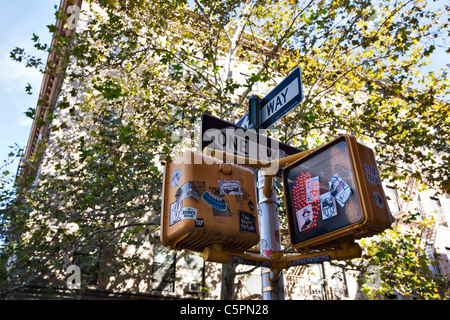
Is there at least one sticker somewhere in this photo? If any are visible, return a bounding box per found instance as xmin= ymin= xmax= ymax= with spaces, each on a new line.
xmin=264 ymin=249 xmax=273 ymax=257
xmin=320 ymin=191 xmax=338 ymax=220
xmin=288 ymin=254 xmax=330 ymax=267
xmin=329 ymin=173 xmax=353 ymax=207
xmin=363 ymin=162 xmax=381 ymax=187
xmin=218 ymin=180 xmax=243 ymax=195
xmin=175 ymin=181 xmax=200 ymax=202
xmin=372 ymin=191 xmax=384 ymax=208
xmin=181 ymin=207 xmax=197 ymax=219
xmin=169 ymin=204 xmax=197 ymax=226
xmin=296 ymin=204 xmax=314 ymax=232
xmin=306 ymin=176 xmax=320 ymax=203
xmin=259 ymin=239 xmax=268 ymax=252
xmin=202 ymin=191 xmax=227 ymax=211
xmin=247 ymin=200 xmax=255 ymax=212
xmin=275 ymin=230 xmax=280 ymax=243
xmin=230 ymin=255 xmax=272 ymax=268
xmin=170 ymin=170 xmax=181 ymax=187
xmin=239 ymin=210 xmax=257 ymax=234
xmin=169 ymin=201 xmax=182 ymax=226
xmin=195 ymin=218 xmax=204 ymax=227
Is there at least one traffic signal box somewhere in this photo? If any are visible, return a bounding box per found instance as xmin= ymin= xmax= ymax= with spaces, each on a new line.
xmin=160 ymin=151 xmax=259 ymax=254
xmin=282 ymin=134 xmax=393 ymax=253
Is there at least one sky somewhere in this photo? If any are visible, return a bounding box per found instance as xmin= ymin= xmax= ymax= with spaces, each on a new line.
xmin=0 ymin=0 xmax=448 ymax=181
xmin=0 ymin=0 xmax=59 ymax=177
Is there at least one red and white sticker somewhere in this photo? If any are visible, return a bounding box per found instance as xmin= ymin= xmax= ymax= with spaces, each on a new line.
xmin=306 ymin=176 xmax=320 ymax=203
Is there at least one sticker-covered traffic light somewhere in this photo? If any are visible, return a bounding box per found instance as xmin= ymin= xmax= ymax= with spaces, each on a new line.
xmin=282 ymin=134 xmax=393 ymax=252
xmin=160 ymin=151 xmax=259 ymax=254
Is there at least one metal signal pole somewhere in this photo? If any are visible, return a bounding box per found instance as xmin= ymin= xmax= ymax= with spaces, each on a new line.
xmin=257 ymin=170 xmax=285 ymax=300
xmin=249 ymin=94 xmax=285 ymax=300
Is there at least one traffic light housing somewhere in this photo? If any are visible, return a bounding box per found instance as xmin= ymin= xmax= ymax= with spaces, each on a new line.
xmin=282 ymin=134 xmax=393 ymax=252
xmin=160 ymin=151 xmax=259 ymax=254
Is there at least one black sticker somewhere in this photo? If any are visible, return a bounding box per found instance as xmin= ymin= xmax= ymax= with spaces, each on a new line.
xmin=195 ymin=218 xmax=204 ymax=227
xmin=247 ymin=200 xmax=255 ymax=212
xmin=239 ymin=210 xmax=257 ymax=234
xmin=363 ymin=161 xmax=381 ymax=187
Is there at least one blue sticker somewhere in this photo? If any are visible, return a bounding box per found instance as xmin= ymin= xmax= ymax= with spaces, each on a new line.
xmin=170 ymin=170 xmax=181 ymax=187
xmin=202 ymin=192 xmax=227 ymax=211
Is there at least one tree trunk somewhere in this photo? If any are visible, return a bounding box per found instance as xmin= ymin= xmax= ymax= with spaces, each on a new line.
xmin=220 ymin=262 xmax=236 ymax=300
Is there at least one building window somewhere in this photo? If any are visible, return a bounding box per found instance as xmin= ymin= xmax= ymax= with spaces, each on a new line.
xmin=151 ymin=241 xmax=176 ymax=292
xmin=241 ymin=267 xmax=261 ymax=298
xmin=309 ymin=263 xmax=326 ymax=300
xmin=385 ymin=186 xmax=400 ymax=215
xmin=183 ymin=251 xmax=204 ymax=293
xmin=327 ymin=264 xmax=349 ymax=300
xmin=429 ymin=198 xmax=446 ymax=226
xmin=411 ymin=194 xmax=424 ymax=221
xmin=429 ymin=198 xmax=442 ymax=214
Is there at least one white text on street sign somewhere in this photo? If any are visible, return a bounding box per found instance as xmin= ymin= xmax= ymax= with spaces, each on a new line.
xmin=237 ymin=66 xmax=303 ymax=129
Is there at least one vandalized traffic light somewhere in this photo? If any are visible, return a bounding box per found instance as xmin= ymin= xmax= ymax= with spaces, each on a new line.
xmin=160 ymin=151 xmax=259 ymax=254
xmin=282 ymin=134 xmax=393 ymax=252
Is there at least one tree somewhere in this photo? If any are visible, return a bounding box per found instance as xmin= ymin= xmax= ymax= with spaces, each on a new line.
xmin=347 ymin=214 xmax=449 ymax=299
xmin=1 ymin=0 xmax=449 ymax=299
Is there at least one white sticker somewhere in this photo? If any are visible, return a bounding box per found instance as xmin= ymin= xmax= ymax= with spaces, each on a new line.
xmin=175 ymin=181 xmax=200 ymax=202
xmin=320 ymin=191 xmax=338 ymax=220
xmin=329 ymin=173 xmax=353 ymax=207
xmin=181 ymin=207 xmax=197 ymax=220
xmin=169 ymin=203 xmax=197 ymax=226
xmin=169 ymin=201 xmax=182 ymax=226
xmin=218 ymin=180 xmax=243 ymax=195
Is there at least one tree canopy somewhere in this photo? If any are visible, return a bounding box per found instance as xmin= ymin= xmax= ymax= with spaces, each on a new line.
xmin=1 ymin=0 xmax=449 ymax=298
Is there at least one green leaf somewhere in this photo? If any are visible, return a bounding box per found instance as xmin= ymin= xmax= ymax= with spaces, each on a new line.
xmin=47 ymin=24 xmax=57 ymax=33
xmin=24 ymin=107 xmax=35 ymax=119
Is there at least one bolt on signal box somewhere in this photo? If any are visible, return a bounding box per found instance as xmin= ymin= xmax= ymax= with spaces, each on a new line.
xmin=282 ymin=134 xmax=393 ymax=252
xmin=160 ymin=151 xmax=259 ymax=254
